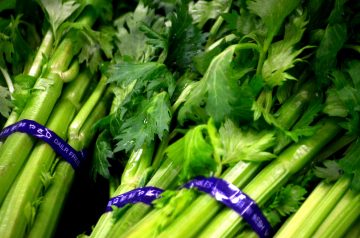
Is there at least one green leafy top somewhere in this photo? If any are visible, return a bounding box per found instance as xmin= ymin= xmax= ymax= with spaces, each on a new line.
xmin=314 ymin=160 xmax=342 ymax=183
xmin=164 ymin=124 xmax=218 ymax=182
xmin=114 ymin=91 xmax=172 ymax=152
xmin=0 ymin=15 xmax=34 ymax=74
xmin=338 ymin=139 xmax=360 ymax=193
xmin=314 ymin=138 xmax=360 ymax=193
xmin=261 ymin=10 xmax=310 ymax=87
xmin=178 ymin=44 xmax=257 ymax=125
xmin=113 ymin=2 xmax=164 ymax=63
xmin=313 ymin=0 xmax=348 ymax=84
xmin=247 ymin=0 xmax=301 ymax=44
xmin=189 ymin=0 xmax=231 ymax=28
xmin=219 ymin=119 xmax=276 ymax=164
xmin=77 ymin=25 xmax=115 ymax=73
xmin=36 ymin=0 xmax=80 ymax=36
xmin=163 ymin=2 xmax=206 ymax=72
xmin=323 ymin=60 xmax=360 ymax=135
xmin=264 ymin=184 xmax=307 ymax=226
xmin=0 ymin=85 xmax=12 ymax=118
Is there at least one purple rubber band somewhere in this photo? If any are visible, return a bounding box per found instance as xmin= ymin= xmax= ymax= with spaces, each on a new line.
xmin=104 ymin=177 xmax=272 ymax=237
xmin=106 ymin=187 xmax=164 ymax=212
xmin=183 ymin=177 xmax=273 ymax=238
xmin=0 ymin=119 xmax=86 ymax=169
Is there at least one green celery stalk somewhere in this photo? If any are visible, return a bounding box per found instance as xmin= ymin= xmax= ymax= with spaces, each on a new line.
xmin=153 ymin=81 xmax=318 ymax=238
xmin=89 ymin=144 xmax=154 ymax=238
xmin=69 ymin=75 xmax=108 ymax=139
xmin=105 ymin=80 xmax=320 ymax=238
xmin=122 ymin=161 xmax=260 ymax=238
xmin=274 ymin=181 xmax=332 ymax=236
xmin=26 ymin=30 xmax=55 ymax=78
xmin=344 ymin=216 xmax=360 ymax=238
xmin=275 ymin=176 xmax=351 ymax=238
xmin=103 ymin=153 xmax=185 ymax=238
xmin=3 ymin=29 xmax=55 ymax=128
xmin=27 ymin=88 xmax=112 ymax=238
xmin=313 ymin=188 xmax=360 ymax=238
xmin=0 ymin=8 xmax=98 ymax=204
xmin=0 ymin=71 xmax=92 ymax=238
xmin=197 ymin=119 xmax=341 ymax=238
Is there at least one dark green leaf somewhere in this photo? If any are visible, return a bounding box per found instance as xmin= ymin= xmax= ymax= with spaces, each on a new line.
xmin=247 ymin=0 xmax=300 ymax=40
xmin=107 ymin=62 xmax=175 ymax=97
xmin=179 ymin=44 xmax=255 ymax=124
xmin=164 ymin=2 xmax=205 ymax=72
xmin=338 ymin=140 xmax=360 ymax=192
xmin=11 ymin=74 xmax=37 ymax=112
xmin=92 ymin=130 xmax=114 ymax=179
xmin=0 ymin=0 xmax=15 ymax=12
xmin=78 ymin=26 xmax=115 ymax=73
xmin=0 ymin=85 xmax=12 ymax=117
xmin=262 ymin=11 xmax=309 ymax=87
xmin=174 ymin=125 xmax=216 ymax=181
xmin=270 ymin=184 xmax=307 ymax=217
xmin=114 ymin=92 xmax=171 ymax=152
xmin=314 ymin=23 xmax=347 ymax=82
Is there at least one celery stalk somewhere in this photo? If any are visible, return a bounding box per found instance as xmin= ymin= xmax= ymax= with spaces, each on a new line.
xmin=0 ymin=71 xmax=92 ymax=238
xmin=197 ymin=119 xmax=340 ymax=238
xmin=275 ymin=176 xmax=351 ymax=238
xmin=27 ymin=88 xmax=112 ymax=238
xmin=313 ymin=188 xmax=360 ymax=238
xmin=0 ymin=8 xmax=98 ymax=204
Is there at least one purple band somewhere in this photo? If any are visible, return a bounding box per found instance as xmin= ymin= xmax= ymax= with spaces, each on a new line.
xmin=0 ymin=119 xmax=86 ymax=169
xmin=106 ymin=187 xmax=164 ymax=212
xmin=183 ymin=177 xmax=273 ymax=238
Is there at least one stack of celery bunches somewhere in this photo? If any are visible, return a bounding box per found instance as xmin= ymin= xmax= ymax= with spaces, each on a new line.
xmin=0 ymin=0 xmax=359 ymax=237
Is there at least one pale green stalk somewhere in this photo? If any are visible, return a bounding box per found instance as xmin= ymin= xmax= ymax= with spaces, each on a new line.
xmin=0 ymin=8 xmax=98 ymax=204
xmin=0 ymin=71 xmax=92 ymax=238
xmin=197 ymin=119 xmax=341 ymax=238
xmin=27 ymin=88 xmax=112 ymax=238
xmin=313 ymin=189 xmax=360 ymax=238
xmin=274 ymin=181 xmax=331 ymax=236
xmin=89 ymin=144 xmax=155 ymax=238
xmin=275 ymin=176 xmax=351 ymax=238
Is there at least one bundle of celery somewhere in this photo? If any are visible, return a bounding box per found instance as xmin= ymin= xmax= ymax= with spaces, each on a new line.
xmin=0 ymin=0 xmax=115 ymax=237
xmin=85 ymin=0 xmax=360 ymax=238
xmin=0 ymin=0 xmax=359 ymax=238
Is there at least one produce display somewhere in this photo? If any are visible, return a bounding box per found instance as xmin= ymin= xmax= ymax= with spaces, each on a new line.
xmin=0 ymin=0 xmax=359 ymax=238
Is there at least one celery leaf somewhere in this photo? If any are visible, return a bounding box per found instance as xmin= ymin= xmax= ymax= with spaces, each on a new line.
xmin=178 ymin=44 xmax=254 ymax=124
xmin=247 ymin=0 xmax=300 ymax=40
xmin=164 ymin=2 xmax=205 ymax=72
xmin=36 ymin=0 xmax=80 ymax=35
xmin=338 ymin=140 xmax=360 ymax=192
xmin=0 ymin=85 xmax=12 ymax=117
xmin=219 ymin=119 xmax=276 ymax=164
xmin=314 ymin=160 xmax=342 ymax=182
xmin=92 ymin=130 xmax=114 ymax=179
xmin=114 ymin=92 xmax=171 ymax=152
xmin=189 ymin=0 xmax=231 ymax=28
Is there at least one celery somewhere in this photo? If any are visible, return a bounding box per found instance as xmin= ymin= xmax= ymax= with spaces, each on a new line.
xmin=0 ymin=71 xmax=92 ymax=238
xmin=27 ymin=88 xmax=112 ymax=238
xmin=197 ymin=119 xmax=340 ymax=238
xmin=0 ymin=8 xmax=98 ymax=203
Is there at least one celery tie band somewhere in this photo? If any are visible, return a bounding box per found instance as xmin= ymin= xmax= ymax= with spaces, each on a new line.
xmin=183 ymin=177 xmax=273 ymax=238
xmin=106 ymin=177 xmax=272 ymax=238
xmin=0 ymin=119 xmax=86 ymax=169
xmin=106 ymin=187 xmax=164 ymax=211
